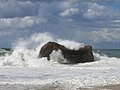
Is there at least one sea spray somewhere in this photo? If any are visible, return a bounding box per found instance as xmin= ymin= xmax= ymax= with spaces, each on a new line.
xmin=0 ymin=32 xmax=120 ymax=67
xmin=0 ymin=32 xmax=55 ymax=67
xmin=57 ymin=39 xmax=84 ymax=50
xmin=50 ymin=50 xmax=69 ymax=64
xmin=0 ymin=33 xmax=120 ymax=88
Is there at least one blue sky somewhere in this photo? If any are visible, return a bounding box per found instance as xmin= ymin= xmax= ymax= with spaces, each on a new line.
xmin=0 ymin=0 xmax=120 ymax=49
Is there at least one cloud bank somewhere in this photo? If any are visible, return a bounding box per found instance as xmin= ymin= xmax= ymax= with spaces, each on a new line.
xmin=0 ymin=0 xmax=120 ymax=48
xmin=0 ymin=0 xmax=39 ymax=18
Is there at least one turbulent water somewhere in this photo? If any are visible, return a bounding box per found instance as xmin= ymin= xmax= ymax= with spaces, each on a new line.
xmin=0 ymin=32 xmax=120 ymax=89
xmin=1 ymin=49 xmax=120 ymax=59
xmin=94 ymin=49 xmax=120 ymax=58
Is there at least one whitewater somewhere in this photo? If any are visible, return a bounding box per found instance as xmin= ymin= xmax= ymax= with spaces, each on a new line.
xmin=0 ymin=32 xmax=120 ymax=90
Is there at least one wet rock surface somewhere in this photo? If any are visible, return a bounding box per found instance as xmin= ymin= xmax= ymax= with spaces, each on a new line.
xmin=39 ymin=42 xmax=94 ymax=63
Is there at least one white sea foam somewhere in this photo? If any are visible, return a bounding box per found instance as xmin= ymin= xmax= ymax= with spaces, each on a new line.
xmin=0 ymin=32 xmax=120 ymax=88
xmin=0 ymin=32 xmax=86 ymax=67
xmin=57 ymin=39 xmax=84 ymax=50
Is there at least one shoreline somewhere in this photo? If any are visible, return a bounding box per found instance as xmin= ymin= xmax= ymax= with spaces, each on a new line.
xmin=0 ymin=84 xmax=120 ymax=90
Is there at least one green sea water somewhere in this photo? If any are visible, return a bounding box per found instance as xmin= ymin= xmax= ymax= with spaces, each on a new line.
xmin=94 ymin=49 xmax=120 ymax=58
xmin=0 ymin=48 xmax=12 ymax=56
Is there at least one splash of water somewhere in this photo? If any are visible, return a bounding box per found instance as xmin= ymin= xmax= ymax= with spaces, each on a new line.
xmin=0 ymin=32 xmax=119 ymax=67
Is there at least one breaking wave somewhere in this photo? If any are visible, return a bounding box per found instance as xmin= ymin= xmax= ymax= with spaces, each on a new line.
xmin=0 ymin=32 xmax=120 ymax=67
xmin=0 ymin=32 xmax=120 ymax=88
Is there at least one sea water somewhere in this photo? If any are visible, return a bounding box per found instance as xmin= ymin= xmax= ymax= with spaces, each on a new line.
xmin=0 ymin=32 xmax=120 ymax=90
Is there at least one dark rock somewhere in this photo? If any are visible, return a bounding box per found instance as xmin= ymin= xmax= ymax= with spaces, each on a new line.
xmin=38 ymin=41 xmax=94 ymax=63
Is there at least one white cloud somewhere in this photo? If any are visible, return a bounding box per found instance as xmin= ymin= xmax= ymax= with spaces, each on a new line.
xmin=84 ymin=3 xmax=106 ymax=19
xmin=0 ymin=0 xmax=120 ymax=48
xmin=83 ymin=3 xmax=119 ymax=19
xmin=66 ymin=0 xmax=120 ymax=2
xmin=0 ymin=16 xmax=47 ymax=29
xmin=59 ymin=8 xmax=79 ymax=17
xmin=0 ymin=0 xmax=39 ymax=18
xmin=18 ymin=16 xmax=47 ymax=29
xmin=92 ymin=29 xmax=120 ymax=43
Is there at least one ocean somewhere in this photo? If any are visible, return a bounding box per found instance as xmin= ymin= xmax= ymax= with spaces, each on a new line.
xmin=94 ymin=49 xmax=120 ymax=58
xmin=1 ymin=48 xmax=120 ymax=59
xmin=0 ymin=33 xmax=120 ymax=90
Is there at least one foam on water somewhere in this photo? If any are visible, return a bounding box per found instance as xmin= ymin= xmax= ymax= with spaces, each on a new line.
xmin=0 ymin=32 xmax=87 ymax=67
xmin=0 ymin=32 xmax=120 ymax=88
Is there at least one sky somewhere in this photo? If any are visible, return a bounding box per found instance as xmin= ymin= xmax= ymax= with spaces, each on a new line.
xmin=0 ymin=0 xmax=120 ymax=49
